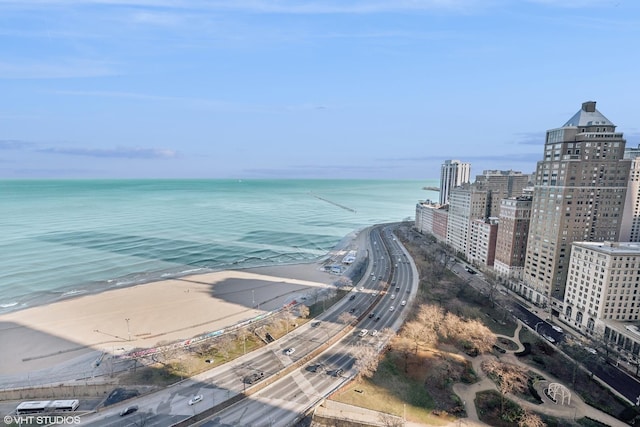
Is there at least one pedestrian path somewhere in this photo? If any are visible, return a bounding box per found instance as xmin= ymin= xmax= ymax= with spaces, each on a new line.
xmin=316 ymin=322 xmax=627 ymax=427
xmin=450 ymin=322 xmax=627 ymax=427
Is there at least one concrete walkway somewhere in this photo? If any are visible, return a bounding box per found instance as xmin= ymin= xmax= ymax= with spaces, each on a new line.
xmin=319 ymin=321 xmax=627 ymax=426
xmin=450 ymin=321 xmax=627 ymax=427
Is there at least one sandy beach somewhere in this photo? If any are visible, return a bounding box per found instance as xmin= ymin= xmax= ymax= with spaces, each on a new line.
xmin=0 ymin=262 xmax=338 ymax=376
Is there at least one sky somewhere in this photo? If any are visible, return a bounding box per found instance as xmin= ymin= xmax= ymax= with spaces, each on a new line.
xmin=1 ymin=0 xmax=639 ymax=180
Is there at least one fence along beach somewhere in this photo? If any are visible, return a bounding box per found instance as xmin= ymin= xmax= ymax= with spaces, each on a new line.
xmin=0 ymin=262 xmax=337 ymax=377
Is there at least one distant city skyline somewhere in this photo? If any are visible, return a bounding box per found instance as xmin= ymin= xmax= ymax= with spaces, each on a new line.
xmin=1 ymin=0 xmax=639 ymax=179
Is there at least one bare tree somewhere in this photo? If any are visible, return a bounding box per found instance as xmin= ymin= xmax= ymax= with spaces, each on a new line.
xmin=192 ymin=341 xmax=211 ymax=358
xmin=518 ymin=410 xmax=547 ymax=427
xmin=482 ymin=359 xmax=528 ymax=416
xmin=402 ymin=321 xmax=423 ymax=354
xmin=395 ymin=338 xmax=413 ymax=373
xmin=592 ymin=324 xmax=614 ymax=358
xmin=402 ymin=320 xmax=436 ymax=354
xmin=380 ymin=327 xmax=396 ymax=340
xmin=338 ymin=312 xmax=356 ymax=325
xmin=334 ymin=276 xmax=352 ymax=288
xmin=463 ymin=319 xmax=496 ymax=354
xmin=354 ymin=345 xmax=380 ymax=380
xmin=281 ymin=306 xmax=295 ymax=333
xmin=441 ymin=312 xmax=466 ymax=341
xmin=486 ymin=276 xmax=500 ymax=308
xmin=416 ymin=304 xmax=444 ymax=335
xmin=298 ymin=304 xmax=310 ymax=319
xmin=214 ymin=334 xmax=234 ymax=361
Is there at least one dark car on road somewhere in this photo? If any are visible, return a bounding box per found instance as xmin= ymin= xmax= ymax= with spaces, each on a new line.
xmin=244 ymin=371 xmax=265 ymax=384
xmin=309 ymin=363 xmax=324 ymax=373
xmin=120 ymin=406 xmax=138 ymax=416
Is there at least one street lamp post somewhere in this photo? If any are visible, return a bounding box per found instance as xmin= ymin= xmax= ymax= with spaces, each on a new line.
xmin=125 ymin=318 xmax=131 ymax=341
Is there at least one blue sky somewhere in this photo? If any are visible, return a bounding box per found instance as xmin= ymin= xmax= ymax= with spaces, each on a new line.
xmin=1 ymin=0 xmax=639 ymax=180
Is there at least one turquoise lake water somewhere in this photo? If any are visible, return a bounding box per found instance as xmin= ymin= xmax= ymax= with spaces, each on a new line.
xmin=0 ymin=179 xmax=438 ymax=313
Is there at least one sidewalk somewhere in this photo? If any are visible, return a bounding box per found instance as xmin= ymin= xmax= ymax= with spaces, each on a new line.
xmin=318 ymin=321 xmax=627 ymax=427
xmin=451 ymin=322 xmax=627 ymax=427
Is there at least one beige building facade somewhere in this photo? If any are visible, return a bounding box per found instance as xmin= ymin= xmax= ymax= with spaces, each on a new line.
xmin=521 ymin=101 xmax=630 ymax=313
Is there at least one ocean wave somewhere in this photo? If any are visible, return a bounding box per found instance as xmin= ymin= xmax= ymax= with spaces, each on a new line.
xmin=61 ymin=289 xmax=87 ymax=297
xmin=0 ymin=179 xmax=430 ymax=312
xmin=0 ymin=301 xmax=18 ymax=308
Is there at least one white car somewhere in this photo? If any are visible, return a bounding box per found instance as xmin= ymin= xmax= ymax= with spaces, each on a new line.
xmin=370 ymin=329 xmax=378 ymax=336
xmin=285 ymin=347 xmax=296 ymax=356
xmin=389 ymin=306 xmax=395 ymax=312
xmin=358 ymin=329 xmax=368 ymax=337
xmin=551 ymin=325 xmax=564 ymax=333
xmin=401 ymin=300 xmax=406 ymax=306
xmin=359 ymin=286 xmax=364 ymax=291
xmin=390 ymin=294 xmax=395 ymax=300
xmin=188 ymin=395 xmax=203 ymax=405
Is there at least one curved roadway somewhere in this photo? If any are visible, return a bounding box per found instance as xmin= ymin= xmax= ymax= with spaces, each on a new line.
xmin=80 ymin=224 xmax=417 ymax=427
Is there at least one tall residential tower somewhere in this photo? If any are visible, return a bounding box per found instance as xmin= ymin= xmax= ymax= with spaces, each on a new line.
xmin=440 ymin=160 xmax=470 ymax=205
xmin=521 ymin=101 xmax=630 ymax=314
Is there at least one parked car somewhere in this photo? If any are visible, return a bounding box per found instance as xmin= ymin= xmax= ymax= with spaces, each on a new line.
xmin=285 ymin=347 xmax=296 ymax=356
xmin=370 ymin=329 xmax=378 ymax=336
xmin=188 ymin=395 xmax=203 ymax=406
xmin=120 ymin=406 xmax=138 ymax=416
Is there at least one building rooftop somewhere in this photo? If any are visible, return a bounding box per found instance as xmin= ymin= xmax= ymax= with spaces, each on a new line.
xmin=562 ymin=101 xmax=615 ymax=128
xmin=574 ymin=241 xmax=640 ymax=254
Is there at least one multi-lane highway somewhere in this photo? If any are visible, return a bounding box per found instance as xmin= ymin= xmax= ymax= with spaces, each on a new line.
xmin=80 ymin=225 xmax=418 ymax=426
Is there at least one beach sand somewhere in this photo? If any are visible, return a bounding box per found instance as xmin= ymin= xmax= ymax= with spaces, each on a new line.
xmin=0 ymin=262 xmax=337 ymax=376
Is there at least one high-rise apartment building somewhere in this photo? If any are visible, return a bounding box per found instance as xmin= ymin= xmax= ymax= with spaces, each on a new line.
xmin=440 ymin=160 xmax=471 ymax=205
xmin=446 ymin=186 xmax=488 ymax=256
xmin=473 ymin=170 xmax=531 ymax=217
xmin=521 ymin=101 xmax=631 ymax=313
xmin=468 ymin=218 xmax=499 ymax=267
xmin=620 ymin=147 xmax=640 ymax=242
xmin=494 ymin=196 xmax=532 ymax=281
xmin=415 ymin=201 xmax=436 ymax=235
xmin=563 ymin=242 xmax=640 ymax=335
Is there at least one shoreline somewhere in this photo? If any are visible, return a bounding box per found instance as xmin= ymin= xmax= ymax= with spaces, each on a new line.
xmin=0 ymin=258 xmax=322 ymax=317
xmin=0 ymin=229 xmax=361 ymax=317
xmin=0 ymin=228 xmax=364 ymax=378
